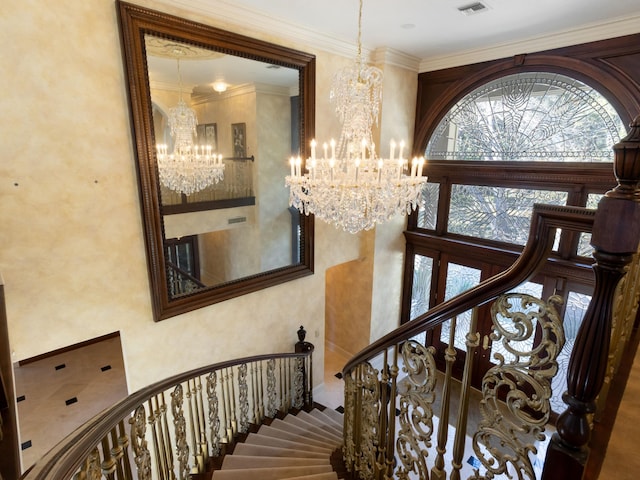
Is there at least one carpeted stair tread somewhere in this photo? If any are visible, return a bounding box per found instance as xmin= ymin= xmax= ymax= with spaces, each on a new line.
xmin=257 ymin=424 xmax=339 ymax=449
xmin=213 ymin=407 xmax=344 ymax=480
xmin=285 ymin=473 xmax=339 ymax=480
xmin=319 ymin=408 xmax=345 ymax=426
xmin=307 ymin=408 xmax=344 ymax=431
xmin=211 ymin=464 xmax=333 ymax=479
xmin=269 ymin=418 xmax=342 ymax=446
xmin=296 ymin=410 xmax=342 ymax=438
xmin=283 ymin=413 xmax=343 ymax=440
xmin=232 ymin=443 xmax=328 ymax=459
xmin=221 ymin=455 xmax=330 ymax=469
xmin=244 ymin=432 xmax=334 ymax=454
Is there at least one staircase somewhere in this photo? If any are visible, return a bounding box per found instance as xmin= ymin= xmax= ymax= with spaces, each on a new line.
xmin=212 ymin=407 xmax=344 ymax=480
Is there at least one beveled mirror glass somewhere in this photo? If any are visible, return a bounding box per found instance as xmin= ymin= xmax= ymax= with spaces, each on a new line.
xmin=117 ymin=1 xmax=315 ymax=321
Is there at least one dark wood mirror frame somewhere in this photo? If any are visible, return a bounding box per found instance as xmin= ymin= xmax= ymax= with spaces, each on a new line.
xmin=117 ymin=1 xmax=315 ymax=321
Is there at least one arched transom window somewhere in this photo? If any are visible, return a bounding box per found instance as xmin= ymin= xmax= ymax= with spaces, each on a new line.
xmin=427 ymin=72 xmax=626 ymax=163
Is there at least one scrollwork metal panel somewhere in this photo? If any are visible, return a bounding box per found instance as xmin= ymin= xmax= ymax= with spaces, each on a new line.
xmin=238 ymin=363 xmax=249 ymax=433
xmin=357 ymin=362 xmax=381 ymax=480
xmin=470 ymin=293 xmax=565 ymax=480
xmin=266 ymin=359 xmax=277 ymax=417
xmin=171 ymin=384 xmax=190 ymax=480
xmin=129 ymin=406 xmax=152 ymax=480
xmin=396 ymin=340 xmax=438 ymax=480
xmin=293 ymin=357 xmax=305 ymax=409
xmin=206 ymin=371 xmax=221 ymax=456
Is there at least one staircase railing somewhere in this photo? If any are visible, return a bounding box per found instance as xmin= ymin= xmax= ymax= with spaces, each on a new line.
xmin=341 ymin=115 xmax=640 ymax=480
xmin=342 ymin=204 xmax=593 ymax=480
xmin=20 ymin=328 xmax=314 ymax=480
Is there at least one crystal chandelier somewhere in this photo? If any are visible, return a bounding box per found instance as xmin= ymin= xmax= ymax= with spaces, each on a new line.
xmin=156 ymin=58 xmax=224 ymax=196
xmin=285 ymin=0 xmax=427 ymax=233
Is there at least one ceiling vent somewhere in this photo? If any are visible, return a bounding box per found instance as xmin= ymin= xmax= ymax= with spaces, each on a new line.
xmin=458 ymin=2 xmax=488 ymax=15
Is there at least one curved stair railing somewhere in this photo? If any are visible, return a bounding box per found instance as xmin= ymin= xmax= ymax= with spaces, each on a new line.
xmin=20 ymin=329 xmax=314 ymax=480
xmin=342 ymin=204 xmax=593 ymax=480
xmin=341 ymin=115 xmax=640 ymax=480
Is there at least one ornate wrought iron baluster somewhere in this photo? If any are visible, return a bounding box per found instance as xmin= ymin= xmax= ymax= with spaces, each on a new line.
xmin=266 ymin=359 xmax=277 ymax=417
xmin=147 ymin=398 xmax=166 ymax=480
xmin=451 ymin=308 xmax=480 ymax=480
xmin=73 ymin=447 xmax=101 ymax=480
xmin=129 ymin=405 xmax=152 ymax=480
xmin=228 ymin=367 xmax=237 ymax=435
xmin=100 ymin=434 xmax=117 ymax=480
xmin=384 ymin=346 xmax=399 ymax=480
xmin=293 ymin=356 xmax=305 ymax=409
xmin=357 ymin=362 xmax=380 ymax=480
xmin=186 ymin=379 xmax=202 ymax=472
xmin=396 ymin=341 xmax=437 ymax=480
xmin=238 ymin=363 xmax=249 ymax=433
xmin=471 ymin=293 xmax=565 ymax=480
xmin=432 ymin=316 xmax=457 ymax=480
xmin=158 ymin=394 xmax=176 ymax=480
xmin=117 ymin=420 xmax=133 ymax=480
xmin=206 ymin=371 xmax=221 ymax=456
xmin=343 ymin=369 xmax=356 ymax=471
xmin=171 ymin=384 xmax=190 ymax=480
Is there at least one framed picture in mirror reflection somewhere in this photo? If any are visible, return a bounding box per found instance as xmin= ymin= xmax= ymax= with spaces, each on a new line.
xmin=196 ymin=123 xmax=218 ymax=152
xmin=232 ymin=122 xmax=246 ymax=158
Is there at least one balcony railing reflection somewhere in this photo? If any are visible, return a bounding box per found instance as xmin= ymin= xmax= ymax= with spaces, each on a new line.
xmin=161 ymin=156 xmax=255 ymax=215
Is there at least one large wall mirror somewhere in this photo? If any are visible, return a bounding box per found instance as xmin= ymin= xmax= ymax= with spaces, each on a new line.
xmin=117 ymin=1 xmax=315 ymax=321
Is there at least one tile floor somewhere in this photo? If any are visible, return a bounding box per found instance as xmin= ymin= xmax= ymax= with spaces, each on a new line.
xmin=13 ymin=335 xmax=128 ymax=471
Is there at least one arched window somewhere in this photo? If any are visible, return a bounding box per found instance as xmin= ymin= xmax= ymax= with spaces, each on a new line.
xmin=427 ymin=72 xmax=625 ymax=163
xmin=402 ymin=34 xmax=640 ymax=413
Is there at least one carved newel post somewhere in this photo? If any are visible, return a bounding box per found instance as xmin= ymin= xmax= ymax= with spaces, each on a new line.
xmin=294 ymin=326 xmax=314 ymax=409
xmin=542 ymin=115 xmax=640 ymax=479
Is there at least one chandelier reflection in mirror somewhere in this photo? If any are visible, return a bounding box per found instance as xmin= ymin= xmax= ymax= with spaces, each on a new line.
xmin=156 ymin=56 xmax=224 ymax=195
xmin=285 ymin=0 xmax=427 ymax=233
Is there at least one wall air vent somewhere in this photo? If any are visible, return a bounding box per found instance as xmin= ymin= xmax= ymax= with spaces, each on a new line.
xmin=458 ymin=2 xmax=488 ymax=15
xmin=228 ymin=216 xmax=247 ymax=225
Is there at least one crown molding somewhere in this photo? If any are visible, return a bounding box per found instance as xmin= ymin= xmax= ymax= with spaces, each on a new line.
xmin=156 ymin=0 xmax=416 ymax=70
xmin=372 ymin=48 xmax=420 ymax=72
xmin=419 ymin=13 xmax=640 ymax=72
xmin=165 ymin=0 xmax=360 ymax=59
xmin=153 ymin=0 xmax=639 ymax=75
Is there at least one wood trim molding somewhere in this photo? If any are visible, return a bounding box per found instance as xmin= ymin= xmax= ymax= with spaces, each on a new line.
xmin=414 ymin=33 xmax=640 ymax=155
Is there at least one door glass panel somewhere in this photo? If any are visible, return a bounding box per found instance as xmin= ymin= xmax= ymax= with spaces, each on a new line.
xmin=489 ymin=281 xmax=544 ymax=365
xmin=417 ymin=182 xmax=440 ymax=230
xmin=550 ymin=290 xmax=592 ymax=413
xmin=410 ymin=255 xmax=434 ymax=320
xmin=577 ymin=193 xmax=604 ymax=257
xmin=440 ymin=263 xmax=482 ymax=350
xmin=449 ymin=185 xmax=567 ymax=245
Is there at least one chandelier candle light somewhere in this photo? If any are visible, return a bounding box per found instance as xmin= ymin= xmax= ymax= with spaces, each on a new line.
xmin=287 ymin=140 xmax=426 ymax=233
xmin=156 ymin=56 xmax=225 ymax=196
xmin=285 ymin=0 xmax=427 ymax=233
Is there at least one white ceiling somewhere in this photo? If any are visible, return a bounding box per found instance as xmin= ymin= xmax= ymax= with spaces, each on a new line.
xmin=169 ymin=0 xmax=640 ymax=71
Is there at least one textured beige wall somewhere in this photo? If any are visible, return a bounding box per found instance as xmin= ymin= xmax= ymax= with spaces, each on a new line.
xmin=0 ymin=0 xmax=414 ymax=394
xmin=370 ymin=62 xmax=419 ymax=342
xmin=325 ymin=232 xmax=374 ymax=357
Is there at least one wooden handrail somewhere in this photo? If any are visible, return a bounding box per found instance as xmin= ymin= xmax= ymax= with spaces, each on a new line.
xmin=21 ymin=348 xmax=313 ymax=480
xmin=343 ymin=203 xmax=595 ymax=376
